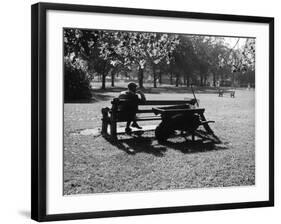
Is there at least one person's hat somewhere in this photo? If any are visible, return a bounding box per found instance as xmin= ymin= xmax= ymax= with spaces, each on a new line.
xmin=128 ymin=82 xmax=138 ymax=89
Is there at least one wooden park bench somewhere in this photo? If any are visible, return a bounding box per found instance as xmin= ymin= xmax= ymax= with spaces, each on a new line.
xmin=101 ymin=98 xmax=195 ymax=140
xmin=218 ymin=88 xmax=235 ymax=98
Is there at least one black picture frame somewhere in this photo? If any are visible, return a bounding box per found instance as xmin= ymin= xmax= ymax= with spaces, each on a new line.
xmin=31 ymin=2 xmax=274 ymax=222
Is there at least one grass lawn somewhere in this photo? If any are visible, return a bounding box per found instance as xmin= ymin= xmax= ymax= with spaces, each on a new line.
xmin=63 ymin=89 xmax=255 ymax=195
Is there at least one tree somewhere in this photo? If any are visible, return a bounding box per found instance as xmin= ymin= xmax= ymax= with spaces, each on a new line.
xmin=208 ymin=39 xmax=229 ymax=86
xmin=64 ymin=29 xmax=123 ymax=90
xmin=64 ymin=29 xmax=104 ymax=91
xmin=64 ymin=59 xmax=92 ymax=100
xmin=144 ymin=33 xmax=179 ymax=87
xmin=216 ymin=38 xmax=255 ymax=87
xmin=190 ymin=36 xmax=213 ymax=86
xmin=100 ymin=32 xmax=179 ymax=88
xmin=171 ymin=36 xmax=198 ymax=87
xmin=64 ymin=28 xmax=256 ymax=95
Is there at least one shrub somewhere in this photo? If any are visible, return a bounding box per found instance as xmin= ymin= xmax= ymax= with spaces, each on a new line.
xmin=64 ymin=64 xmax=92 ymax=101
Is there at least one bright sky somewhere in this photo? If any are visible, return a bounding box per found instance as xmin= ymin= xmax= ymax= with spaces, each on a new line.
xmin=223 ymin=37 xmax=247 ymax=49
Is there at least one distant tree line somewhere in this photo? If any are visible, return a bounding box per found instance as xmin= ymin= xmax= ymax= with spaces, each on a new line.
xmin=64 ymin=28 xmax=255 ymax=100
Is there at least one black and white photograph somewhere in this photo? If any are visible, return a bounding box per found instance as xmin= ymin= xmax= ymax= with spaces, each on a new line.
xmin=0 ymin=0 xmax=278 ymax=223
xmin=30 ymin=2 xmax=274 ymax=221
xmin=63 ymin=28 xmax=256 ymax=195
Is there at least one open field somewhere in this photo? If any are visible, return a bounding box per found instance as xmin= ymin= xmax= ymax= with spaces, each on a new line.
xmin=63 ymin=89 xmax=255 ymax=195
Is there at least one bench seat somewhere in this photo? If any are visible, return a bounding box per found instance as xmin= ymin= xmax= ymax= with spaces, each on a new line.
xmin=117 ymin=116 xmax=162 ymax=122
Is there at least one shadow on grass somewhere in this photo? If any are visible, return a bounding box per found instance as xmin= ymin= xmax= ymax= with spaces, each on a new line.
xmin=104 ymin=136 xmax=167 ymax=157
xmin=161 ymin=140 xmax=227 ymax=154
xmin=104 ymin=134 xmax=228 ymax=156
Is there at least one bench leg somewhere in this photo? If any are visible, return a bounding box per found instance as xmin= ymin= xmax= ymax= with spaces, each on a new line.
xmin=101 ymin=108 xmax=109 ymax=136
xmin=101 ymin=120 xmax=108 ymax=136
xmin=110 ymin=121 xmax=117 ymax=140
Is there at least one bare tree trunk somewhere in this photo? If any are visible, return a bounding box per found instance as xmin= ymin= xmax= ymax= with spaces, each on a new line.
xmin=200 ymin=74 xmax=204 ymax=86
xmin=138 ymin=67 xmax=144 ymax=88
xmin=186 ymin=74 xmax=190 ymax=87
xmin=213 ymin=72 xmax=216 ymax=87
xmin=101 ymin=62 xmax=107 ymax=90
xmin=159 ymin=69 xmax=162 ymax=85
xmin=175 ymin=73 xmax=179 ymax=87
xmin=170 ymin=73 xmax=173 ymax=85
xmin=111 ymin=70 xmax=115 ymax=87
xmin=101 ymin=73 xmax=106 ymax=90
xmin=204 ymin=75 xmax=207 ymax=86
xmin=153 ymin=65 xmax=157 ymax=88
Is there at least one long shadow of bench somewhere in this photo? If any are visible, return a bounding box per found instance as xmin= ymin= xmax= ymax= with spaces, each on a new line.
xmin=104 ymin=136 xmax=167 ymax=156
xmin=161 ymin=140 xmax=228 ymax=154
xmin=104 ymin=134 xmax=228 ymax=156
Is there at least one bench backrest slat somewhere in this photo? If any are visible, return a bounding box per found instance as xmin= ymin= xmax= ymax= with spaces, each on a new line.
xmin=153 ymin=108 xmax=205 ymax=113
xmin=112 ymin=99 xmax=193 ymax=106
xmin=111 ymin=98 xmax=199 ymax=116
xmin=115 ymin=109 xmax=155 ymax=114
xmin=138 ymin=100 xmax=192 ymax=105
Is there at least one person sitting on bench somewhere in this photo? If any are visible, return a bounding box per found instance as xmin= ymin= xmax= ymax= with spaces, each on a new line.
xmin=118 ymin=82 xmax=146 ymax=133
